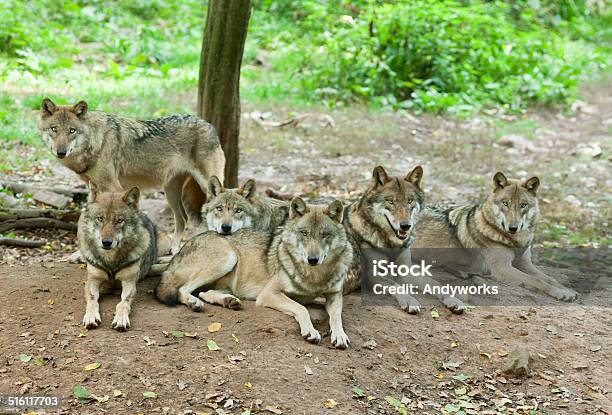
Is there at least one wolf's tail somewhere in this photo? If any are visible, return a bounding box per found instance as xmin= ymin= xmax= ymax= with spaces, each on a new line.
xmin=155 ymin=273 xmax=179 ymax=306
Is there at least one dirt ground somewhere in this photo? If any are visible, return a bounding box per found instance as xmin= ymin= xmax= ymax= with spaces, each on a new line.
xmin=0 ymin=84 xmax=610 ymax=414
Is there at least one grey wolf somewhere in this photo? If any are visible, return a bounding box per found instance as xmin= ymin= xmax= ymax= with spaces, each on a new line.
xmin=411 ymin=172 xmax=578 ymax=301
xmin=204 ymin=176 xmax=288 ymax=235
xmin=256 ymin=197 xmax=353 ymax=348
xmin=343 ymin=165 xmax=467 ymax=313
xmin=156 ymin=197 xmax=353 ymax=348
xmin=38 ymin=98 xmax=225 ymax=254
xmin=79 ymin=185 xmax=169 ymax=331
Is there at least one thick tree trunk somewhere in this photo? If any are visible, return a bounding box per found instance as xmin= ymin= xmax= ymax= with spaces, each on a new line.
xmin=197 ymin=0 xmax=251 ymax=188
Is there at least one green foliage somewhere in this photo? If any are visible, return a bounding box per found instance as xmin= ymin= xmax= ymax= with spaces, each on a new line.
xmin=0 ymin=0 xmax=609 ymax=125
xmin=269 ymin=0 xmax=608 ymax=113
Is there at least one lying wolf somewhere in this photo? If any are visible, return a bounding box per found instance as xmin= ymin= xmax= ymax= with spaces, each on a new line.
xmin=411 ymin=172 xmax=578 ymax=302
xmin=38 ymin=98 xmax=225 ymax=254
xmin=203 ymin=176 xmax=288 ymax=235
xmin=156 ymin=197 xmax=353 ymax=348
xmin=79 ymin=185 xmax=169 ymax=331
xmin=343 ymin=165 xmax=467 ymax=313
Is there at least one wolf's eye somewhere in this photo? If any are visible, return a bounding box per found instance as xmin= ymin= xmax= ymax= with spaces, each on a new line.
xmin=96 ymin=216 xmax=103 ymax=223
xmin=216 ymin=206 xmax=223 ymax=211
xmin=520 ymin=202 xmax=527 ymax=209
xmin=300 ymin=230 xmax=308 ymax=237
xmin=321 ymin=232 xmax=330 ymax=239
xmin=50 ymin=126 xmax=57 ymax=133
xmin=235 ymin=208 xmax=243 ymax=213
xmin=502 ymin=200 xmax=509 ymax=207
xmin=386 ymin=199 xmax=394 ymax=205
xmin=69 ymin=127 xmax=76 ymax=134
xmin=407 ymin=199 xmax=413 ymax=205
xmin=116 ymin=218 xmax=125 ymax=224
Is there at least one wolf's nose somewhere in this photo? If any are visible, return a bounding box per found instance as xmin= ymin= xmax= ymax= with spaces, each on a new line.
xmin=307 ymin=256 xmax=320 ymax=266
xmin=399 ymin=221 xmax=412 ymax=231
xmin=56 ymin=150 xmax=67 ymax=158
xmin=221 ymin=224 xmax=232 ymax=234
xmin=508 ymin=225 xmax=519 ymax=233
xmin=101 ymin=239 xmax=113 ymax=249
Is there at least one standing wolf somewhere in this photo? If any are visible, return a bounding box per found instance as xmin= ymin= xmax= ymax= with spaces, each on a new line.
xmin=156 ymin=197 xmax=353 ymax=348
xmin=204 ymin=176 xmax=288 ymax=235
xmin=38 ymin=98 xmax=225 ymax=254
xmin=412 ymin=172 xmax=578 ymax=301
xmin=79 ymin=185 xmax=168 ymax=331
xmin=343 ymin=165 xmax=466 ymax=313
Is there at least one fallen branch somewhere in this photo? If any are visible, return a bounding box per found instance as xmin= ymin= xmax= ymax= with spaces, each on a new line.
xmin=0 ymin=237 xmax=46 ymax=248
xmin=0 ymin=180 xmax=88 ymax=201
xmin=265 ymin=188 xmax=295 ymax=201
xmin=0 ymin=218 xmax=77 ymax=233
xmin=0 ymin=208 xmax=80 ymax=223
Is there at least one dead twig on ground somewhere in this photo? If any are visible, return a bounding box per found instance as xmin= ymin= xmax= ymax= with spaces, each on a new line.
xmin=0 ymin=208 xmax=80 ymax=223
xmin=265 ymin=188 xmax=295 ymax=201
xmin=0 ymin=238 xmax=46 ymax=248
xmin=0 ymin=218 xmax=77 ymax=232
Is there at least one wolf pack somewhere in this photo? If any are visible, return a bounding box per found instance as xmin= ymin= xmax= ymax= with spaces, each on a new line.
xmin=37 ymin=99 xmax=578 ymax=349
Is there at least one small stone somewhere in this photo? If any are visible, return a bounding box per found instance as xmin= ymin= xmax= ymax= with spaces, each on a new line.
xmin=501 ymin=346 xmax=531 ymax=378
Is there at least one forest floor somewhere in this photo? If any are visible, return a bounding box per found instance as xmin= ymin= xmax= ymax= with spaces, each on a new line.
xmin=0 ymin=83 xmax=610 ymax=414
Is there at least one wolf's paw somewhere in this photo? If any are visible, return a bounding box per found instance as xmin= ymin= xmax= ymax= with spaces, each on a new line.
xmin=187 ymin=296 xmax=205 ymax=312
xmin=442 ymin=296 xmax=468 ymax=314
xmin=111 ymin=313 xmax=131 ymax=332
xmin=400 ymin=298 xmax=421 ymax=315
xmin=82 ymin=312 xmax=101 ymax=329
xmin=68 ymin=250 xmax=84 ymax=264
xmin=549 ymin=287 xmax=578 ymax=302
xmin=301 ymin=327 xmax=321 ymax=344
xmin=331 ymin=330 xmax=350 ymax=349
xmin=223 ymin=296 xmax=242 ymax=310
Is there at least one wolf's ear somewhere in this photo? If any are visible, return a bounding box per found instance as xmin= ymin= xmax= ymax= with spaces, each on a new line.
xmin=523 ymin=176 xmax=540 ymax=195
xmin=122 ymin=187 xmax=140 ymax=208
xmin=72 ymin=101 xmax=88 ymax=118
xmin=405 ymin=165 xmax=423 ymax=190
xmin=208 ymin=176 xmax=224 ymax=197
xmin=493 ymin=172 xmax=509 ymax=190
xmin=372 ymin=166 xmax=390 ymax=188
xmin=289 ymin=197 xmax=309 ymax=219
xmin=40 ymin=98 xmax=57 ymax=118
xmin=87 ymin=182 xmax=99 ymax=203
xmin=239 ymin=179 xmax=256 ymax=200
xmin=325 ymin=200 xmax=344 ymax=224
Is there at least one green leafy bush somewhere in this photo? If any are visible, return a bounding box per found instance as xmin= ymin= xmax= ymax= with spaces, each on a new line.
xmin=281 ymin=0 xmax=605 ymax=112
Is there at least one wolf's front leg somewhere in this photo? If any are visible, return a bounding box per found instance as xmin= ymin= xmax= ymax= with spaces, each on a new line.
xmin=325 ymin=291 xmax=349 ymax=349
xmin=485 ymin=250 xmax=575 ymax=302
xmin=257 ymin=283 xmax=321 ymax=344
xmin=112 ymin=266 xmax=139 ymax=331
xmin=82 ymin=267 xmax=106 ymax=329
xmin=515 ymin=249 xmax=578 ymax=301
xmin=393 ymin=248 xmax=423 ymax=314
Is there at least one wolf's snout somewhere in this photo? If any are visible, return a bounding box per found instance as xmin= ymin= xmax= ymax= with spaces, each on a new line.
xmin=101 ymin=238 xmax=114 ymax=249
xmin=307 ymin=256 xmax=320 ymax=266
xmin=508 ymin=225 xmax=519 ymax=234
xmin=399 ymin=221 xmax=412 ymax=231
xmin=56 ymin=149 xmax=67 ymax=158
xmin=221 ymin=224 xmax=232 ymax=235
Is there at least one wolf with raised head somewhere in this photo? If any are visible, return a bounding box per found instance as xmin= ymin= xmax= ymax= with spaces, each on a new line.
xmin=38 ymin=98 xmax=225 ymax=254
xmin=343 ymin=165 xmax=467 ymax=314
xmin=411 ymin=172 xmax=578 ymax=301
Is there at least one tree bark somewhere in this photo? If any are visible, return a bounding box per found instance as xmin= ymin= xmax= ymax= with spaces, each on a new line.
xmin=197 ymin=0 xmax=251 ymax=188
